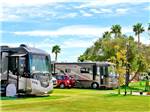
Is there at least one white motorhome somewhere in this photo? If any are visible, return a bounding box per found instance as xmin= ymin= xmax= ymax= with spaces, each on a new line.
xmin=0 ymin=44 xmax=53 ymax=96
xmin=53 ymin=62 xmax=118 ymax=89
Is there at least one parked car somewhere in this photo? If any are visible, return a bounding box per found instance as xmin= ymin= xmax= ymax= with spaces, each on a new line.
xmin=55 ymin=75 xmax=75 ymax=88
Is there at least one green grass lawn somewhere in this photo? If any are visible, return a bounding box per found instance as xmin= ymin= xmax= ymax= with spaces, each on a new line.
xmin=1 ymin=88 xmax=150 ymax=112
xmin=129 ymin=81 xmax=149 ymax=91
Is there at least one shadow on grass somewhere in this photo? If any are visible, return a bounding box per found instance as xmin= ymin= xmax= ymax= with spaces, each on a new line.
xmin=103 ymin=93 xmax=122 ymax=97
xmin=120 ymin=85 xmax=148 ymax=92
xmin=73 ymin=87 xmax=115 ymax=91
xmin=102 ymin=93 xmax=138 ymax=98
xmin=1 ymin=95 xmax=67 ymax=100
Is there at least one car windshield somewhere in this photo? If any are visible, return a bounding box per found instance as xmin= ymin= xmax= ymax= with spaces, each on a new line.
xmin=30 ymin=54 xmax=50 ymax=74
xmin=56 ymin=75 xmax=69 ymax=80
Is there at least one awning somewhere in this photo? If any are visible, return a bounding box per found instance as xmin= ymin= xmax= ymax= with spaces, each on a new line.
xmin=10 ymin=53 xmax=26 ymax=57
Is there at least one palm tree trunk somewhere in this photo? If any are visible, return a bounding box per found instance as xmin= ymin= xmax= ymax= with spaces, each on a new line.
xmin=115 ymin=33 xmax=117 ymax=38
xmin=118 ymin=76 xmax=121 ymax=94
xmin=138 ymin=34 xmax=140 ymax=49
xmin=55 ymin=53 xmax=58 ymax=62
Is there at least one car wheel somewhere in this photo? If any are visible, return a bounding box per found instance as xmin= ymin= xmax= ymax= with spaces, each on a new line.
xmin=67 ymin=85 xmax=71 ymax=89
xmin=91 ymin=82 xmax=99 ymax=89
xmin=60 ymin=83 xmax=65 ymax=89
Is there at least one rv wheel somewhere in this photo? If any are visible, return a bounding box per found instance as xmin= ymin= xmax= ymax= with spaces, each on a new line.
xmin=6 ymin=84 xmax=17 ymax=97
xmin=91 ymin=82 xmax=99 ymax=89
xmin=60 ymin=83 xmax=65 ymax=89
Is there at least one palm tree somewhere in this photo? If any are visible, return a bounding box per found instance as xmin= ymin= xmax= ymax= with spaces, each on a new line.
xmin=111 ymin=24 xmax=122 ymax=38
xmin=52 ymin=45 xmax=61 ymax=62
xmin=148 ymin=23 xmax=150 ymax=36
xmin=102 ymin=31 xmax=111 ymax=39
xmin=148 ymin=23 xmax=150 ymax=30
xmin=133 ymin=23 xmax=145 ymax=48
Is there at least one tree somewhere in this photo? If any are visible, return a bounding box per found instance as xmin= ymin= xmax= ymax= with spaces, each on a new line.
xmin=133 ymin=23 xmax=145 ymax=49
xmin=78 ymin=55 xmax=86 ymax=62
xmin=102 ymin=31 xmax=111 ymax=39
xmin=111 ymin=24 xmax=122 ymax=38
xmin=111 ymin=45 xmax=127 ymax=94
xmin=148 ymin=23 xmax=150 ymax=31
xmin=52 ymin=45 xmax=61 ymax=62
xmin=78 ymin=23 xmax=150 ymax=89
xmin=148 ymin=23 xmax=150 ymax=37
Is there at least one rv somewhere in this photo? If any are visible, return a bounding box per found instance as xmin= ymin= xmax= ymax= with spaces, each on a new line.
xmin=0 ymin=44 xmax=53 ymax=96
xmin=53 ymin=62 xmax=118 ymax=89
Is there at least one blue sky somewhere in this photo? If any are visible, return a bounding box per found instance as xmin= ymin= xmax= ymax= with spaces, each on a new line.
xmin=1 ymin=0 xmax=150 ymax=62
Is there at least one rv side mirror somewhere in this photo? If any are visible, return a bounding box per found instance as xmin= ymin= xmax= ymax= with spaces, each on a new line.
xmin=19 ymin=63 xmax=24 ymax=75
xmin=32 ymin=66 xmax=35 ymax=72
xmin=19 ymin=57 xmax=25 ymax=75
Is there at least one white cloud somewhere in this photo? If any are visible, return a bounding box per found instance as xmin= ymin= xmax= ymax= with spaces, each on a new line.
xmin=2 ymin=0 xmax=148 ymax=9
xmin=101 ymin=9 xmax=112 ymax=13
xmin=0 ymin=14 xmax=22 ymax=21
xmin=1 ymin=5 xmax=58 ymax=22
xmin=116 ymin=8 xmax=129 ymax=14
xmin=82 ymin=12 xmax=93 ymax=17
xmin=144 ymin=6 xmax=150 ymax=10
xmin=135 ymin=35 xmax=150 ymax=45
xmin=80 ymin=10 xmax=93 ymax=17
xmin=1 ymin=0 xmax=148 ymax=22
xmin=0 ymin=0 xmax=67 ymax=7
xmin=13 ymin=25 xmax=133 ymax=37
xmin=62 ymin=39 xmax=93 ymax=48
xmin=122 ymin=27 xmax=132 ymax=34
xmin=58 ymin=13 xmax=78 ymax=19
xmin=90 ymin=9 xmax=101 ymax=14
xmin=90 ymin=8 xmax=112 ymax=14
xmin=13 ymin=25 xmax=111 ymax=37
xmin=76 ymin=0 xmax=149 ymax=8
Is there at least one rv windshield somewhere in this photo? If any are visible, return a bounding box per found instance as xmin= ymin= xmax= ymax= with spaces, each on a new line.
xmin=30 ymin=55 xmax=50 ymax=74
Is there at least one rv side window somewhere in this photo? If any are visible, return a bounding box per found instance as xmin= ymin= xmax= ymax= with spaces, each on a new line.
xmin=80 ymin=67 xmax=90 ymax=73
xmin=19 ymin=57 xmax=26 ymax=75
xmin=100 ymin=66 xmax=108 ymax=77
xmin=108 ymin=65 xmax=116 ymax=77
xmin=105 ymin=66 xmax=108 ymax=77
xmin=97 ymin=66 xmax=100 ymax=75
xmin=100 ymin=67 xmax=103 ymax=76
xmin=9 ymin=57 xmax=18 ymax=75
xmin=65 ymin=69 xmax=71 ymax=73
xmin=1 ymin=52 xmax=8 ymax=75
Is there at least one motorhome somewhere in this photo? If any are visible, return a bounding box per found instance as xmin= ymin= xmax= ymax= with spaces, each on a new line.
xmin=53 ymin=62 xmax=118 ymax=89
xmin=0 ymin=44 xmax=53 ymax=96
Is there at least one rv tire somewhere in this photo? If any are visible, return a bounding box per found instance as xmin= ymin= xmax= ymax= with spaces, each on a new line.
xmin=91 ymin=82 xmax=99 ymax=89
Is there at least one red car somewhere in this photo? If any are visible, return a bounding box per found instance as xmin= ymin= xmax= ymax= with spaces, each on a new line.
xmin=55 ymin=75 xmax=75 ymax=88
